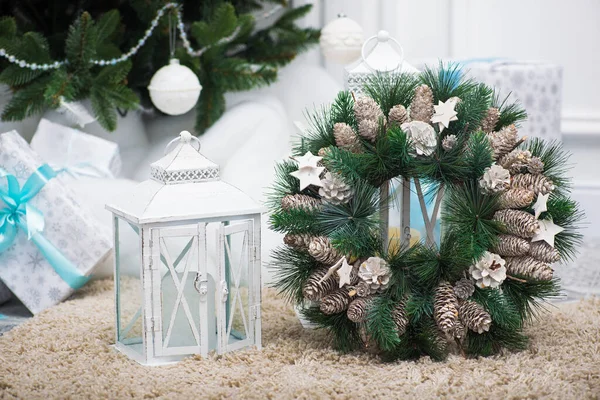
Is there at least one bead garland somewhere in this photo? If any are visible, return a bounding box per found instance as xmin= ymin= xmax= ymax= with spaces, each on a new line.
xmin=0 ymin=2 xmax=283 ymax=71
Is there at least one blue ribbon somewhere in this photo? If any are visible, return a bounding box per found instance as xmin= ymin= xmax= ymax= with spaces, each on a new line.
xmin=0 ymin=164 xmax=89 ymax=289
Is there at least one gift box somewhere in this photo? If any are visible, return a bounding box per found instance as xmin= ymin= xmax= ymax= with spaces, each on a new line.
xmin=0 ymin=130 xmax=112 ymax=314
xmin=30 ymin=118 xmax=122 ymax=179
xmin=461 ymin=60 xmax=563 ymax=141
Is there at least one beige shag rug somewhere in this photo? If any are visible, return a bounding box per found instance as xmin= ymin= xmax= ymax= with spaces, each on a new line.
xmin=0 ymin=279 xmax=599 ymax=399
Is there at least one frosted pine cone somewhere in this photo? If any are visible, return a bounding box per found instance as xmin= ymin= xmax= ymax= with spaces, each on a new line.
xmin=528 ymin=157 xmax=545 ymax=175
xmin=358 ymin=257 xmax=391 ymax=292
xmin=333 ymin=122 xmax=362 ymax=153
xmin=434 ymin=281 xmax=459 ymax=333
xmin=354 ymin=97 xmax=385 ymax=123
xmin=505 ymin=256 xmax=553 ymax=281
xmin=453 ymin=278 xmax=475 ymax=300
xmin=479 ymin=164 xmax=511 ymax=194
xmin=498 ymin=188 xmax=535 ymax=209
xmin=281 ymin=194 xmax=322 ymax=212
xmin=303 ymin=267 xmax=338 ymax=301
xmin=480 ymin=107 xmax=500 ymax=133
xmin=529 ymin=241 xmax=561 ymax=263
xmin=319 ymin=172 xmax=354 ymax=205
xmin=442 ymin=134 xmax=458 ymax=151
xmin=358 ymin=119 xmax=379 ymax=142
xmin=355 ymin=280 xmax=371 ymax=297
xmin=491 ymin=234 xmax=531 ymax=257
xmin=388 ymin=104 xmax=409 ymax=125
xmin=347 ymin=296 xmax=373 ymax=322
xmin=283 ymin=233 xmax=314 ymax=250
xmin=391 ymin=299 xmax=408 ymax=336
xmin=512 ymin=173 xmax=555 ymax=196
xmin=320 ymin=289 xmax=352 ymax=315
xmin=499 ymin=149 xmax=533 ymax=174
xmin=488 ymin=124 xmax=518 ymax=160
xmin=459 ymin=300 xmax=492 ymax=334
xmin=453 ymin=319 xmax=468 ymax=340
xmin=318 ymin=147 xmax=331 ymax=158
xmin=493 ymin=209 xmax=539 ymax=238
xmin=308 ymin=236 xmax=342 ymax=265
xmin=469 ymin=251 xmax=507 ymax=289
xmin=410 ymin=85 xmax=434 ymax=122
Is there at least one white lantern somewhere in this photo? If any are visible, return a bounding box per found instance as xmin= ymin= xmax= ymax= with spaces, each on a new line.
xmin=106 ymin=131 xmax=263 ymax=365
xmin=320 ymin=14 xmax=364 ymax=64
xmin=148 ymin=59 xmax=202 ymax=116
xmin=345 ymin=30 xmax=419 ymax=97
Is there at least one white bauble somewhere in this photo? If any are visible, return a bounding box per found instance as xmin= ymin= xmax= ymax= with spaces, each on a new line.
xmin=319 ymin=15 xmax=364 ymax=64
xmin=148 ymin=58 xmax=202 ymax=116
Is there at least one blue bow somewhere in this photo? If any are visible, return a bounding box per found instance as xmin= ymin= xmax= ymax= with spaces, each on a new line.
xmin=0 ymin=164 xmax=88 ymax=289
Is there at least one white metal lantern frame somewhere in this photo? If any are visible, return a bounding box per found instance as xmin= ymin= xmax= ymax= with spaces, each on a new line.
xmin=345 ymin=30 xmax=420 ymax=97
xmin=106 ymin=131 xmax=263 ymax=365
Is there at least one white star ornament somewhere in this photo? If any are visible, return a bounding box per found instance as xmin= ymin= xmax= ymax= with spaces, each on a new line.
xmin=431 ymin=99 xmax=458 ymax=133
xmin=531 ymin=219 xmax=564 ymax=248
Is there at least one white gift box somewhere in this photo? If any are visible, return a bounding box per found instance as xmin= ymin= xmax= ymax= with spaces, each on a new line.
xmin=461 ymin=60 xmax=563 ymax=141
xmin=31 ymin=118 xmax=122 ymax=178
xmin=0 ymin=131 xmax=112 ymax=314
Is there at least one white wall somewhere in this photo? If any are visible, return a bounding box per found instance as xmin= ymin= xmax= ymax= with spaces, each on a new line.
xmin=293 ymin=0 xmax=600 ymax=236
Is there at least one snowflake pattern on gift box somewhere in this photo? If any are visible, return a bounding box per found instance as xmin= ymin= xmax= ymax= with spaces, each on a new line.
xmin=58 ymin=239 xmax=68 ymax=249
xmin=13 ymin=161 xmax=31 ymax=179
xmin=25 ymin=288 xmax=41 ymax=308
xmin=75 ymin=250 xmax=92 ymax=265
xmin=48 ymin=287 xmax=62 ymax=302
xmin=37 ymin=275 xmax=45 ymax=286
xmin=51 ymin=223 xmax=62 ymax=233
xmin=26 ymin=253 xmax=45 ymax=270
xmin=67 ymin=224 xmax=86 ymax=241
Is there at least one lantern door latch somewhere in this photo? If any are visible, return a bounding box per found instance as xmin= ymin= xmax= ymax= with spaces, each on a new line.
xmin=193 ymin=273 xmax=208 ymax=300
xmin=220 ymin=281 xmax=229 ymax=303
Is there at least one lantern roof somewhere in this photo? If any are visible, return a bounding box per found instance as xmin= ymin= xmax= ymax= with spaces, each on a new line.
xmin=345 ymin=30 xmax=419 ymax=75
xmin=105 ymin=131 xmax=264 ymax=224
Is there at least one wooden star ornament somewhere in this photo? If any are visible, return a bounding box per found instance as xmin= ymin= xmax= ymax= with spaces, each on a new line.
xmin=532 ymin=218 xmax=564 ymax=248
xmin=532 ymin=193 xmax=549 ymax=219
xmin=289 ymin=151 xmax=325 ymax=190
xmin=336 ymin=258 xmax=354 ymax=288
xmin=431 ymin=99 xmax=458 ymax=133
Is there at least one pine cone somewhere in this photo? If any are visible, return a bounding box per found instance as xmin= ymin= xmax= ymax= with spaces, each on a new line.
xmin=355 ymin=280 xmax=371 ymax=297
xmin=347 ymin=296 xmax=373 ymax=322
xmin=308 ymin=236 xmax=342 ymax=265
xmin=491 ymin=234 xmax=531 ymax=257
xmin=354 ymin=97 xmax=384 ymax=123
xmin=358 ymin=119 xmax=379 ymax=142
xmin=283 ymin=233 xmax=314 ymax=250
xmin=528 ymin=157 xmax=545 ymax=175
xmin=480 ymin=107 xmax=500 ymax=133
xmin=459 ymin=300 xmax=492 ymax=334
xmin=442 ymin=134 xmax=457 ymax=151
xmin=318 ymin=147 xmax=331 ymax=158
xmin=512 ymin=173 xmax=555 ymax=196
xmin=320 ymin=289 xmax=351 ymax=315
xmin=493 ymin=209 xmax=539 ymax=238
xmin=499 ymin=149 xmax=533 ymax=174
xmin=498 ymin=188 xmax=535 ymax=209
xmin=489 ymin=124 xmax=518 ymax=160
xmin=409 ymin=85 xmax=434 ymax=122
xmin=281 ymin=194 xmax=322 ymax=212
xmin=302 ymin=267 xmax=338 ymax=301
xmin=505 ymin=256 xmax=554 ymax=281
xmin=391 ymin=299 xmax=408 ymax=336
xmin=453 ymin=319 xmax=468 ymax=340
xmin=434 ymin=281 xmax=459 ymax=333
xmin=388 ymin=104 xmax=408 ymax=125
xmin=529 ymin=241 xmax=561 ymax=263
xmin=453 ymin=278 xmax=475 ymax=300
xmin=319 ymin=172 xmax=354 ymax=205
xmin=333 ymin=122 xmax=362 ymax=153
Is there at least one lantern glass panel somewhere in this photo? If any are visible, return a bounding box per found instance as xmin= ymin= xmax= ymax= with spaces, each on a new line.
xmin=159 ymin=232 xmax=203 ymax=351
xmin=114 ymin=216 xmax=143 ymax=355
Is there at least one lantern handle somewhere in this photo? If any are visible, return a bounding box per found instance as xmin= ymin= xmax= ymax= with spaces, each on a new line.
xmin=360 ymin=30 xmax=404 ymax=73
xmin=164 ymin=130 xmax=202 ymax=155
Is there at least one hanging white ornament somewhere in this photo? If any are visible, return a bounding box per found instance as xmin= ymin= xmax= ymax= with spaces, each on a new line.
xmin=289 ymin=151 xmax=325 ymax=190
xmin=320 ymin=14 xmax=364 ymax=64
xmin=431 ymin=99 xmax=458 ymax=133
xmin=532 ymin=193 xmax=550 ymax=219
xmin=532 ymin=218 xmax=564 ymax=248
xmin=148 ymin=59 xmax=202 ymax=116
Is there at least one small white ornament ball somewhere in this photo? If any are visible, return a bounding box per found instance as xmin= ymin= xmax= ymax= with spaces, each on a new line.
xmin=319 ymin=15 xmax=364 ymax=64
xmin=148 ymin=59 xmax=202 ymax=116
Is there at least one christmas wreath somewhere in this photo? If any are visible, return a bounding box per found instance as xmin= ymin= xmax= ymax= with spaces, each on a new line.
xmin=267 ymin=64 xmax=583 ymax=360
